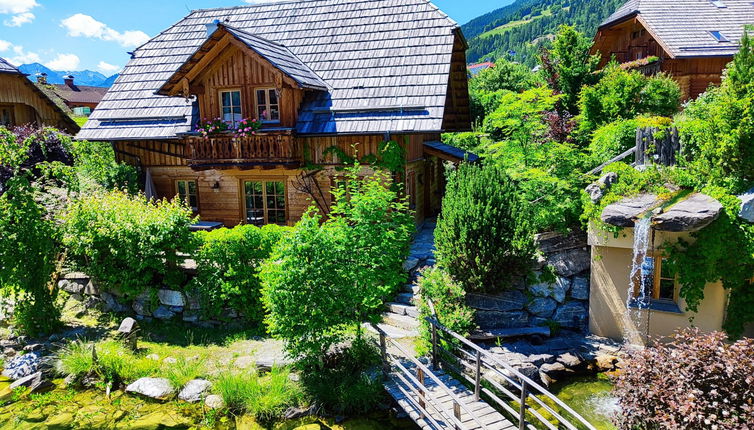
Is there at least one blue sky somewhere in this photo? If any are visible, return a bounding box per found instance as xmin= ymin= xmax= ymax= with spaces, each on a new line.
xmin=0 ymin=0 xmax=509 ymax=75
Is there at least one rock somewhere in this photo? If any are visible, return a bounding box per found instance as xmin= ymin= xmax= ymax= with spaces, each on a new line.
xmin=23 ymin=344 xmax=44 ymax=352
xmin=284 ymin=405 xmax=317 ymax=420
xmin=653 ymin=193 xmax=723 ymax=232
xmin=527 ymin=297 xmax=558 ymax=318
xmin=205 ymin=394 xmax=225 ymax=409
xmin=152 ymin=306 xmax=176 ymax=320
xmin=157 ymin=290 xmax=186 ymax=307
xmin=45 ymin=412 xmax=75 ymax=429
xmin=570 ymin=276 xmax=589 ymax=300
xmin=125 ymin=377 xmax=175 ymax=400
xmin=403 ymin=257 xmax=419 ymax=272
xmin=7 ymin=372 xmax=54 ymax=396
xmin=234 ymin=356 xmax=255 ymax=369
xmin=595 ymin=353 xmax=620 ymax=371
xmin=739 ymin=187 xmax=754 ymax=222
xmin=83 ymin=280 xmax=99 ymax=296
xmin=58 ymin=280 xmax=84 ymax=295
xmin=546 ymin=247 xmax=591 ymax=278
xmin=184 ymin=291 xmax=201 ymax=310
xmin=474 ymin=310 xmax=529 ymax=330
xmin=528 ymin=354 xmax=556 ymax=367
xmin=530 ymin=280 xmax=567 ymax=303
xmin=601 ymin=194 xmax=659 ymax=227
xmin=2 ymin=352 xmax=41 ymax=380
xmin=117 ymin=317 xmax=139 ymax=335
xmin=557 ymin=353 xmax=583 ymax=369
xmin=178 ymin=379 xmax=212 ymax=403
xmin=535 ymin=230 xmax=588 ymax=254
xmin=539 ymin=362 xmax=571 ymax=386
xmin=585 ymin=183 xmax=604 ymax=203
xmin=182 ymin=311 xmax=199 ymax=323
xmin=466 ymin=290 xmax=526 ymax=312
xmin=117 ymin=411 xmax=191 ymax=429
xmin=163 ymin=357 xmax=177 ymax=364
xmin=101 ymin=292 xmax=128 ymax=313
xmin=552 ymin=301 xmax=588 ymax=329
xmin=146 ymin=354 xmax=159 ymax=361
xmin=132 ymin=299 xmax=152 ymax=317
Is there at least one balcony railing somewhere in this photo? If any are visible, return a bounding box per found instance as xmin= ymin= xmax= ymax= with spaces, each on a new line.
xmin=186 ymin=132 xmax=301 ymax=168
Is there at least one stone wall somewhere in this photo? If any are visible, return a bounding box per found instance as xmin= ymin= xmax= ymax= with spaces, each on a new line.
xmin=466 ymin=231 xmax=591 ymax=332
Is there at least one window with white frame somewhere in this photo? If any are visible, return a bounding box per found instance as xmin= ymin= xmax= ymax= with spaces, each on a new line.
xmin=256 ymin=88 xmax=280 ymax=123
xmin=220 ymin=89 xmax=242 ymax=128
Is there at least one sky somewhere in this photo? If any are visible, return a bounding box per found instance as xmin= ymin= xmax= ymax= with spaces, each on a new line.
xmin=0 ymin=0 xmax=509 ymax=75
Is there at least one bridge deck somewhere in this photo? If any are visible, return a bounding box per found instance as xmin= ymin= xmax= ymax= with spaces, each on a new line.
xmin=385 ymin=364 xmax=517 ymax=430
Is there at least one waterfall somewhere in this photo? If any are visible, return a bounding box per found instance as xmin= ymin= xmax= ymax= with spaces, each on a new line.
xmin=624 ymin=217 xmax=652 ymax=344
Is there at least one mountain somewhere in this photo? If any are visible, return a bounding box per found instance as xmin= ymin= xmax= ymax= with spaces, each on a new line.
xmin=17 ymin=63 xmax=118 ymax=87
xmin=462 ymin=0 xmax=626 ymax=66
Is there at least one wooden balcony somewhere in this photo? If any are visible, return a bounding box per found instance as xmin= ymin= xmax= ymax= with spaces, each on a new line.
xmin=186 ymin=131 xmax=301 ymax=169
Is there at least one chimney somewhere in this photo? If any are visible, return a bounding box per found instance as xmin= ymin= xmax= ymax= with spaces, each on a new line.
xmin=36 ymin=72 xmax=47 ymax=84
xmin=205 ymin=19 xmax=220 ymax=37
xmin=64 ymin=75 xmax=75 ymax=88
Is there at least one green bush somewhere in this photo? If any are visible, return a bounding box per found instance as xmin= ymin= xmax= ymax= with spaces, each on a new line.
xmin=56 ymin=340 xmax=160 ymax=385
xmin=71 ymin=140 xmax=139 ymax=194
xmin=588 ymin=117 xmax=672 ymax=164
xmin=261 ymin=166 xmax=413 ymax=363
xmin=63 ymin=191 xmax=197 ymax=298
xmin=435 ymin=163 xmax=535 ymax=292
xmin=213 ymin=366 xmax=303 ymax=422
xmin=416 ymin=268 xmax=476 ymax=354
xmin=191 ymin=224 xmax=292 ymax=323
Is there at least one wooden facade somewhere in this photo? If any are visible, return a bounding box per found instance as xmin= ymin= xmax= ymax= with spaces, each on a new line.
xmin=0 ymin=72 xmax=79 ymax=133
xmin=592 ymin=17 xmax=732 ymax=100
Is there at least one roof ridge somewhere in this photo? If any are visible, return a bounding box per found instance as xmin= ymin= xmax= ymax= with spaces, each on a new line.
xmin=191 ymin=0 xmax=368 ymax=14
xmin=219 ymin=23 xmax=287 ymax=49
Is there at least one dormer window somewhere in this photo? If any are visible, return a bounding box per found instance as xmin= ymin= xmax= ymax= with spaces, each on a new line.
xmin=256 ymin=88 xmax=280 ymax=123
xmin=220 ymin=89 xmax=242 ymax=128
xmin=709 ymin=31 xmax=730 ymax=42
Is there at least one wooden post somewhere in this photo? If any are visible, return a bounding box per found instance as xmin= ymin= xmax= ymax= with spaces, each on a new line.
xmin=474 ymin=349 xmax=481 ymax=401
xmin=417 ymin=367 xmax=426 ymax=418
xmin=379 ymin=331 xmax=389 ymax=380
xmin=431 ymin=323 xmax=439 ymax=369
xmin=518 ymin=381 xmax=529 ymax=430
xmin=453 ymin=400 xmax=462 ymax=430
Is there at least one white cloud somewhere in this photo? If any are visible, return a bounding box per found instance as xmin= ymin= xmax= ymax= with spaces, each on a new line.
xmin=97 ymin=61 xmax=120 ymax=73
xmin=0 ymin=39 xmax=11 ymax=52
xmin=0 ymin=0 xmax=38 ymax=27
xmin=4 ymin=12 xmax=34 ymax=27
xmin=0 ymin=0 xmax=38 ymax=15
xmin=9 ymin=44 xmax=41 ymax=65
xmin=61 ymin=13 xmax=150 ymax=48
xmin=46 ymin=53 xmax=80 ymax=71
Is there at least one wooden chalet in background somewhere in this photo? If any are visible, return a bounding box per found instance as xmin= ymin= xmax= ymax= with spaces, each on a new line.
xmin=78 ymin=0 xmax=472 ymax=227
xmin=0 ymin=57 xmax=79 ymax=133
xmin=592 ymin=0 xmax=754 ymax=100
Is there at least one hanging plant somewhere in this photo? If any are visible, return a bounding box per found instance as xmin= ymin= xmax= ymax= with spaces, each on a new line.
xmin=233 ymin=118 xmax=262 ymax=138
xmin=196 ymin=118 xmax=229 ymax=138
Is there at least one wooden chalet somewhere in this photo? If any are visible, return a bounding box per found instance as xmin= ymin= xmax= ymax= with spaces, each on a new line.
xmin=0 ymin=57 xmax=79 ymax=133
xmin=78 ymin=0 xmax=472 ymax=227
xmin=592 ymin=0 xmax=754 ymax=100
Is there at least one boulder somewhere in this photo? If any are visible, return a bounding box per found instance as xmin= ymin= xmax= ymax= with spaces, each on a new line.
xmin=178 ymin=379 xmax=212 ymax=403
xmin=466 ymin=290 xmax=526 ymax=312
xmin=595 ymin=353 xmax=620 ymax=371
xmin=738 ymin=187 xmax=754 ymax=222
xmin=403 ymin=257 xmax=419 ymax=272
xmin=535 ymin=231 xmax=588 ymax=254
xmin=653 ymin=193 xmax=723 ymax=232
xmin=546 ymin=247 xmax=591 ymax=278
xmin=538 ymin=362 xmax=571 ymax=386
xmin=83 ymin=280 xmax=99 ymax=296
xmin=527 ymin=297 xmax=557 ymax=318
xmin=585 ymin=183 xmax=604 ymax=203
xmin=474 ymin=310 xmax=529 ymax=330
xmin=570 ymin=276 xmax=589 ymax=300
xmin=132 ymin=299 xmax=153 ymax=317
xmin=8 ymin=371 xmax=54 ymax=395
xmin=117 ymin=317 xmax=139 ymax=336
xmin=552 ymin=301 xmax=588 ymax=329
xmin=184 ymin=291 xmax=202 ymax=310
xmin=182 ymin=311 xmax=199 ymax=323
xmin=157 ymin=290 xmax=185 ymax=307
xmin=2 ymin=352 xmax=42 ymax=380
xmin=125 ymin=377 xmax=175 ymax=400
xmin=556 ymin=353 xmax=584 ymax=370
xmin=205 ymin=394 xmax=225 ymax=409
xmin=601 ymin=194 xmax=659 ymax=227
xmin=58 ymin=280 xmax=84 ymax=295
xmin=101 ymin=292 xmax=128 ymax=313
xmin=152 ymin=306 xmax=176 ymax=320
xmin=530 ymin=279 xmax=568 ymax=303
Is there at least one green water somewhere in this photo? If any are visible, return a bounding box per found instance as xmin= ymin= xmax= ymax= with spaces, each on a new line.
xmin=551 ymin=374 xmax=618 ymax=430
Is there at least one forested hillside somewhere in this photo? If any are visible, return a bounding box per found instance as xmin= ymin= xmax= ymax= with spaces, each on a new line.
xmin=463 ymin=0 xmax=625 ymax=66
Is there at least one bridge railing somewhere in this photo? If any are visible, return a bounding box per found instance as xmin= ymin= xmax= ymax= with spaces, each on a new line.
xmin=426 ymin=317 xmax=598 ymax=430
xmin=370 ymin=323 xmax=492 ymax=430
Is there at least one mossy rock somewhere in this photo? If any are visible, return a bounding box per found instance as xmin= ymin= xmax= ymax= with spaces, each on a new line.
xmin=235 ymin=415 xmax=265 ymax=429
xmin=44 ymin=412 xmax=75 ymax=429
xmin=116 ymin=411 xmax=192 ymax=430
xmin=292 ymin=425 xmax=321 ymax=430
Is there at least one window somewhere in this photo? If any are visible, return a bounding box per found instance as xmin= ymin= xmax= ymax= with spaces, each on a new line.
xmin=220 ymin=89 xmax=242 ymax=128
xmin=256 ymin=88 xmax=280 ymax=123
xmin=176 ymin=180 xmax=198 ymax=211
xmin=244 ymin=180 xmax=286 ymax=226
xmin=635 ymin=255 xmax=677 ymax=302
xmin=709 ymin=31 xmax=730 ymax=42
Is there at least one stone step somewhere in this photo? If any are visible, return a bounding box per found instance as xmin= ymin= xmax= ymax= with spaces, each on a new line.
xmin=395 ymin=293 xmax=415 ymax=305
xmin=385 ymin=303 xmax=420 ymax=318
xmin=403 ymin=283 xmax=421 ymax=294
xmin=364 ymin=323 xmax=418 ymax=339
xmin=382 ymin=312 xmax=420 ymax=331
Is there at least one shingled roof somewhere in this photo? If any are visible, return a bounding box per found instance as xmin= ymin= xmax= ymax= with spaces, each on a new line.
xmin=51 ymin=83 xmax=109 ymax=105
xmin=600 ymin=0 xmax=754 ymax=58
xmin=78 ymin=0 xmax=461 ymax=141
xmin=0 ymin=57 xmax=22 ymax=75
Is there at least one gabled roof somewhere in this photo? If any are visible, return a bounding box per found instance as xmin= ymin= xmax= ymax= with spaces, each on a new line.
xmin=600 ymin=0 xmax=754 ymax=58
xmin=78 ymin=0 xmax=461 ymax=141
xmin=0 ymin=57 xmax=22 ymax=75
xmin=51 ymin=83 xmax=109 ymax=105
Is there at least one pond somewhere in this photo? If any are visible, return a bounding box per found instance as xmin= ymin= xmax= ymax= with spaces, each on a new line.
xmin=550 ymin=374 xmax=619 ymax=430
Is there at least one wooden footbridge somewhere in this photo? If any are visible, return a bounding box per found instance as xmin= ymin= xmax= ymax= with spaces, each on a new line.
xmin=371 ymin=318 xmax=598 ymax=430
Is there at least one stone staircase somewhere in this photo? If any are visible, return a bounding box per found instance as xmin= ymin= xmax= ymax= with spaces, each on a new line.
xmin=374 ymin=219 xmax=437 ymax=339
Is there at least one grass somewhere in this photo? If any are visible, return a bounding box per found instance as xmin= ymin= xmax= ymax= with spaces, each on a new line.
xmin=56 ymin=340 xmax=160 ymax=385
xmin=213 ymin=366 xmax=303 ymax=422
xmin=163 ymin=357 xmax=207 ymax=390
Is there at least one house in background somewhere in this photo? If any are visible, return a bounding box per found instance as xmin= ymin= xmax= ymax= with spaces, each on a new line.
xmin=468 ymin=61 xmax=495 ymax=77
xmin=36 ymin=74 xmax=108 ymax=116
xmin=592 ymin=0 xmax=754 ymax=100
xmin=78 ymin=0 xmax=472 ymax=227
xmin=0 ymin=57 xmax=79 ymax=133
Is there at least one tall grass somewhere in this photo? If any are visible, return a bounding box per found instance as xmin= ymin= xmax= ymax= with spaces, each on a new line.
xmin=56 ymin=340 xmax=160 ymax=385
xmin=213 ymin=366 xmax=303 ymax=422
xmin=163 ymin=357 xmax=206 ymax=390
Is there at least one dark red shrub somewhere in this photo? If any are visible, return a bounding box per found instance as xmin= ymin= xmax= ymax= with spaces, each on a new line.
xmin=613 ymin=328 xmax=754 ymax=429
